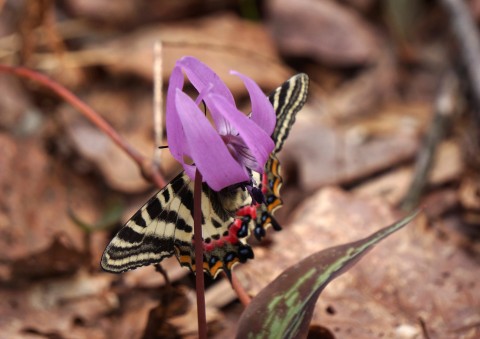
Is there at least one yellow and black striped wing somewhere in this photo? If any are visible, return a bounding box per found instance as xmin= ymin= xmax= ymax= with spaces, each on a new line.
xmin=269 ymin=73 xmax=309 ymax=153
xmin=247 ymin=73 xmax=309 ymax=240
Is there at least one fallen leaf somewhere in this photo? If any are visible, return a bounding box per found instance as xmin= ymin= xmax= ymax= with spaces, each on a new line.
xmin=353 ymin=140 xmax=463 ymax=205
xmin=75 ymin=13 xmax=292 ymax=94
xmin=280 ymin=103 xmax=425 ymax=191
xmin=266 ymin=0 xmax=381 ymax=66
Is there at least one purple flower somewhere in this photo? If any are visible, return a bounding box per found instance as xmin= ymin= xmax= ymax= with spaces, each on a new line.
xmin=166 ymin=56 xmax=275 ymax=191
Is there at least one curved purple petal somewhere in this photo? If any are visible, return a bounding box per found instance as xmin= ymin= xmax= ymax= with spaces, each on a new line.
xmin=174 ymin=89 xmax=249 ymax=191
xmin=231 ymin=71 xmax=276 ymax=136
xmin=177 ymin=56 xmax=235 ymax=137
xmin=166 ymin=66 xmax=186 ymax=161
xmin=207 ymin=93 xmax=275 ymax=173
xmin=177 ymin=57 xmax=235 ymax=105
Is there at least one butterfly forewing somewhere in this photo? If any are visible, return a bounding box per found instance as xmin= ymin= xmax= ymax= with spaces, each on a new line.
xmin=101 ymin=73 xmax=309 ymax=277
xmin=270 ymin=73 xmax=309 ymax=152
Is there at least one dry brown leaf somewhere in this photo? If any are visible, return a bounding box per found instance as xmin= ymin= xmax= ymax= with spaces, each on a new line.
xmin=0 ymin=76 xmax=37 ymax=133
xmin=141 ymin=286 xmax=224 ymax=339
xmin=9 ymin=235 xmax=87 ymax=280
xmin=80 ymin=13 xmax=292 ymax=93
xmin=353 ymin=140 xmax=463 ymax=205
xmin=280 ymin=102 xmax=426 ymax=191
xmin=0 ymin=133 xmax=91 ymax=263
xmin=168 ymin=288 xmax=224 ymax=338
xmin=64 ymin=0 xmax=237 ymax=25
xmin=0 ymin=271 xmax=117 ymax=338
xmin=266 ymin=0 xmax=381 ymax=66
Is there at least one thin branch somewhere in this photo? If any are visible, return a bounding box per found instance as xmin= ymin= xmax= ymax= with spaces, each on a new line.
xmin=194 ymin=169 xmax=207 ymax=339
xmin=230 ymin=272 xmax=251 ymax=306
xmin=0 ymin=64 xmax=166 ymax=188
xmin=440 ymin=0 xmax=480 ymax=125
xmin=152 ymin=41 xmax=164 ymax=166
xmin=418 ymin=317 xmax=431 ymax=339
xmin=401 ymin=72 xmax=458 ymax=210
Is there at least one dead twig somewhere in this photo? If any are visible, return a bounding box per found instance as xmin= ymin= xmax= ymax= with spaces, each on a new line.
xmin=401 ymin=72 xmax=458 ymax=210
xmin=153 ymin=41 xmax=164 ymax=167
xmin=440 ymin=0 xmax=480 ymax=126
xmin=229 ymin=272 xmax=251 ymax=306
xmin=418 ymin=317 xmax=431 ymax=339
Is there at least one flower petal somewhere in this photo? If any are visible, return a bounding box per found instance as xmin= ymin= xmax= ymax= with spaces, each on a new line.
xmin=177 ymin=56 xmax=235 ymax=105
xmin=177 ymin=56 xmax=236 ymax=137
xmin=174 ymin=89 xmax=249 ymax=191
xmin=166 ymin=66 xmax=186 ymax=161
xmin=231 ymin=71 xmax=276 ymax=136
xmin=207 ymin=93 xmax=275 ymax=173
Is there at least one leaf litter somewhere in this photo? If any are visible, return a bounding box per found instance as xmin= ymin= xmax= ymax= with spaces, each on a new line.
xmin=0 ymin=1 xmax=479 ymax=338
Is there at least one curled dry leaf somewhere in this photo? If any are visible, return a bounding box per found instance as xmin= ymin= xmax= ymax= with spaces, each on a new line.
xmin=266 ymin=0 xmax=381 ymax=66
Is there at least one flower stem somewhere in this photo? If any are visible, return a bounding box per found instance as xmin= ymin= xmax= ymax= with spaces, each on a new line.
xmin=194 ymin=169 xmax=207 ymax=339
xmin=230 ymin=272 xmax=251 ymax=306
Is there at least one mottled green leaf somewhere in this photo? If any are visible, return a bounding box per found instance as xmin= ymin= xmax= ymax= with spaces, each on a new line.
xmin=236 ymin=210 xmax=420 ymax=339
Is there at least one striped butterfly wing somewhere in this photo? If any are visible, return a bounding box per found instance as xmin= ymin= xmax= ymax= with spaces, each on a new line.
xmin=101 ymin=74 xmax=309 ymax=278
xmin=270 ymin=73 xmax=309 ymax=153
xmin=242 ymin=73 xmax=309 ymax=240
xmin=101 ymin=172 xmax=253 ymax=278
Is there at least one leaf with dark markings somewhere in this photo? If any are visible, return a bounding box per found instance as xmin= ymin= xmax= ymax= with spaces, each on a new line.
xmin=236 ymin=209 xmax=420 ymax=339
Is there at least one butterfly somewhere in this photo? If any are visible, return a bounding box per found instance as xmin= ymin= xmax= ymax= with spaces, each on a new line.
xmin=101 ymin=73 xmax=309 ymax=278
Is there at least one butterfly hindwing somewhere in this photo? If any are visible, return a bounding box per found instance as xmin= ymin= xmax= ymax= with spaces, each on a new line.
xmin=245 ymin=73 xmax=309 ymax=240
xmin=101 ymin=172 xmax=191 ymax=273
xmin=101 ymin=73 xmax=309 ymax=277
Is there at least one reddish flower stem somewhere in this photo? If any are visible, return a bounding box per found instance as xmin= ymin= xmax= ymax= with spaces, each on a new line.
xmin=0 ymin=65 xmax=166 ymax=188
xmin=194 ymin=169 xmax=207 ymax=339
xmin=230 ymin=272 xmax=251 ymax=306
